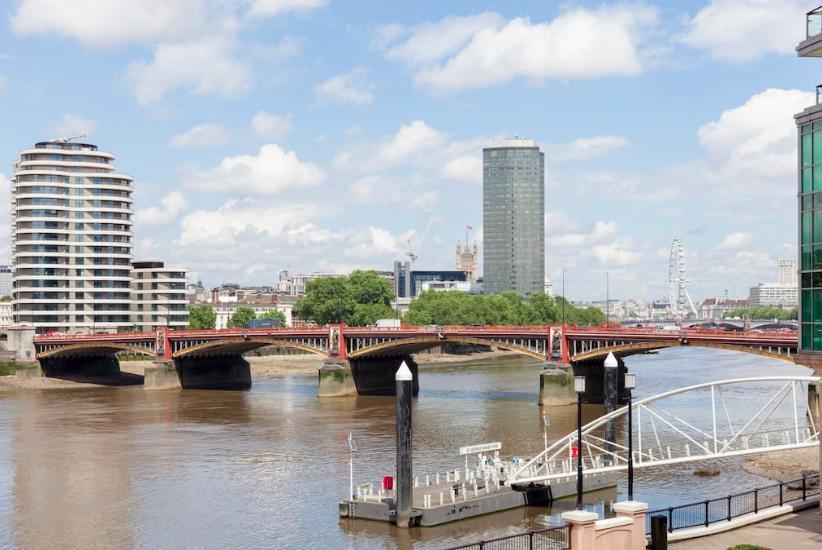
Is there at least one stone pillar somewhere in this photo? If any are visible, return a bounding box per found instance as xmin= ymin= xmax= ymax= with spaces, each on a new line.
xmin=144 ymin=360 xmax=182 ymax=390
xmin=318 ymin=359 xmax=356 ymax=397
xmin=561 ymin=510 xmax=598 ymax=549
xmin=538 ymin=366 xmax=576 ymax=406
xmin=6 ymin=326 xmax=36 ymax=362
xmin=613 ymin=501 xmax=648 ymax=550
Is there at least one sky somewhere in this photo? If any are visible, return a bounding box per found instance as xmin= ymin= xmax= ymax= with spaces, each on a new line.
xmin=0 ymin=0 xmax=816 ymax=301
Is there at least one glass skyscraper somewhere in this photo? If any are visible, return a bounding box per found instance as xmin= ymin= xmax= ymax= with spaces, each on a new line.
xmin=482 ymin=138 xmax=545 ymax=296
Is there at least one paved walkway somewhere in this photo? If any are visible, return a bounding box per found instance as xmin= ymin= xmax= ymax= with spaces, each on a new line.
xmin=671 ymin=507 xmax=822 ymax=549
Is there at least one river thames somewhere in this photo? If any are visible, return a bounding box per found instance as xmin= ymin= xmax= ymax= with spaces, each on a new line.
xmin=0 ymin=348 xmax=811 ymax=549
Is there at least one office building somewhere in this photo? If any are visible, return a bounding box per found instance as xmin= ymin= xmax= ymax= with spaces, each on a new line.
xmin=394 ymin=261 xmax=411 ymax=299
xmin=483 ymin=138 xmax=545 ymax=296
xmin=778 ymin=259 xmax=797 ymax=285
xmin=410 ymin=270 xmax=467 ymax=297
xmin=456 ymin=240 xmax=478 ymax=281
xmin=130 ymin=261 xmax=189 ymax=330
xmin=275 ymin=270 xmax=341 ymax=296
xmin=11 ymin=139 xmax=133 ymax=333
xmin=797 ymin=13 xmax=822 ymax=353
xmin=748 ymin=283 xmax=798 ymax=309
xmin=0 ymin=265 xmax=11 ymax=297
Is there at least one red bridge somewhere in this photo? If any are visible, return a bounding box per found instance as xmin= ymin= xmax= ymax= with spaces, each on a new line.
xmin=32 ymin=325 xmax=799 ymax=396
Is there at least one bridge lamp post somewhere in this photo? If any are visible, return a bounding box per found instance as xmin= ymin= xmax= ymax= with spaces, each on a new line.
xmin=542 ymin=413 xmax=550 ymax=452
xmin=624 ymin=372 xmax=636 ymax=501
xmin=574 ymin=375 xmax=586 ymax=510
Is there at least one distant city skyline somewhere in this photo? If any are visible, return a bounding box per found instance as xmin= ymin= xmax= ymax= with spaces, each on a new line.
xmin=0 ymin=1 xmax=812 ymax=300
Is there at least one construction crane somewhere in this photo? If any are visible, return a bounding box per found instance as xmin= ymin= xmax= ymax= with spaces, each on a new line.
xmin=406 ymin=217 xmax=435 ymax=265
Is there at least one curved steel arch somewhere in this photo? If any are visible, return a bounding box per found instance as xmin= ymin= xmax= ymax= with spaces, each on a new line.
xmin=347 ymin=335 xmax=545 ymax=360
xmin=37 ymin=342 xmax=154 ymax=359
xmin=172 ymin=337 xmax=327 ymax=358
xmin=510 ymin=375 xmax=820 ymax=485
xmin=570 ymin=341 xmax=795 ymax=364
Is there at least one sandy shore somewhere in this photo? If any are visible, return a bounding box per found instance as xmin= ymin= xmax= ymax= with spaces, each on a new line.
xmin=0 ymin=350 xmax=522 ymax=390
xmin=741 ymin=448 xmax=819 ymax=481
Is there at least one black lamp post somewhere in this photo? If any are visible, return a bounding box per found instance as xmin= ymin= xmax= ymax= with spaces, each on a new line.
xmin=625 ymin=372 xmax=636 ymax=501
xmin=574 ymin=375 xmax=586 ymax=510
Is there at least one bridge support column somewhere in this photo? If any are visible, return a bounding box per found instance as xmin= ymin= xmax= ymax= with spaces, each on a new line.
xmin=538 ymin=366 xmax=576 ymax=406
xmin=40 ymin=354 xmax=120 ymax=378
xmin=571 ymin=356 xmax=627 ymax=405
xmin=144 ymin=360 xmax=182 ymax=390
xmin=318 ymin=359 xmax=357 ymax=397
xmin=350 ymin=356 xmax=419 ymax=396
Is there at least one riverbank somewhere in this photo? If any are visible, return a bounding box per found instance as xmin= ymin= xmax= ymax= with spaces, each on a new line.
xmin=741 ymin=447 xmax=819 ymax=481
xmin=0 ymin=349 xmax=524 ymax=390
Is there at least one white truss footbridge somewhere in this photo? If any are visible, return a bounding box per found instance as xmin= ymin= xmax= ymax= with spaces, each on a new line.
xmin=510 ymin=376 xmax=820 ymax=486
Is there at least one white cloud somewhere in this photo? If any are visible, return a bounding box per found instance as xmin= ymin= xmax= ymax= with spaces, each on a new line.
xmin=51 ymin=113 xmax=97 ymax=138
xmin=344 ymin=226 xmax=409 ymax=259
xmin=586 ymin=240 xmax=641 ymax=265
xmin=378 ymin=6 xmax=658 ymax=94
xmin=375 ymin=13 xmax=504 ymax=66
xmin=126 ymin=37 xmax=252 ymax=104
xmin=717 ymin=232 xmax=753 ymax=250
xmin=681 ymin=0 xmax=806 ymax=62
xmin=314 ymin=67 xmax=374 ymax=106
xmin=135 ymin=191 xmax=187 ymax=226
xmin=169 ymin=123 xmax=233 ymax=149
xmin=698 ymin=88 xmax=814 ymax=195
xmin=249 ymin=0 xmax=328 ymax=17
xmin=179 ymin=199 xmax=317 ymax=246
xmin=251 ymin=111 xmax=293 ymax=140
xmin=184 ymin=143 xmax=325 ymax=195
xmin=10 ymin=0 xmax=212 ymax=49
xmin=439 ymin=154 xmax=481 ymax=184
xmin=547 ymin=135 xmax=630 ymax=161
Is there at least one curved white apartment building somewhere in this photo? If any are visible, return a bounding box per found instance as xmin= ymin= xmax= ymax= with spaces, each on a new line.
xmin=11 ymin=140 xmax=133 ymax=333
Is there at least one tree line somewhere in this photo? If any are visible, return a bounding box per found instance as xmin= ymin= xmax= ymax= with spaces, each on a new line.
xmin=722 ymin=307 xmax=798 ymax=320
xmin=187 ymin=304 xmax=287 ymax=330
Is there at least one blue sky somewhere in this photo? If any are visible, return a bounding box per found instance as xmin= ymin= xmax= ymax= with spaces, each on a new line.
xmin=0 ymin=0 xmax=815 ymax=301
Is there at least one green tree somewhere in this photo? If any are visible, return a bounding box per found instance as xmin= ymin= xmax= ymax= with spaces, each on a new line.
xmin=228 ymin=305 xmax=257 ymax=328
xmin=258 ymin=308 xmax=287 ymax=326
xmin=188 ymin=304 xmax=217 ymax=329
xmin=294 ymin=270 xmax=396 ymax=326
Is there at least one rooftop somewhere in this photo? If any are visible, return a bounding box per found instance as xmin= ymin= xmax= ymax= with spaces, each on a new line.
xmin=484 ymin=138 xmax=538 ymax=149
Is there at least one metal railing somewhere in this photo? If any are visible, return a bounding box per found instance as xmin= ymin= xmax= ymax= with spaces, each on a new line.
xmin=808 ymin=7 xmax=822 ymax=38
xmin=645 ymin=473 xmax=820 ymax=534
xmin=447 ymin=525 xmax=570 ymax=550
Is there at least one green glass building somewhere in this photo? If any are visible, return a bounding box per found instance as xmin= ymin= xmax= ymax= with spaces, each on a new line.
xmin=797 ymin=6 xmax=822 ymax=360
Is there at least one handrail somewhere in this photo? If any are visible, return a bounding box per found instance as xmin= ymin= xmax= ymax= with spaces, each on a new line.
xmin=447 ymin=524 xmax=569 ymax=550
xmin=646 ymin=473 xmax=820 ymax=534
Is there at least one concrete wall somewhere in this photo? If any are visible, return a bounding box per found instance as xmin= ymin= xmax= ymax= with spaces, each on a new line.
xmin=6 ymin=326 xmax=35 ymax=362
xmin=562 ymin=501 xmax=647 ymax=550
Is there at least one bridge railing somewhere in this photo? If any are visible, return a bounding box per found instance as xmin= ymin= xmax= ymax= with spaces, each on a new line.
xmin=447 ymin=524 xmax=570 ymax=550
xmin=645 ymin=473 xmax=820 ymax=534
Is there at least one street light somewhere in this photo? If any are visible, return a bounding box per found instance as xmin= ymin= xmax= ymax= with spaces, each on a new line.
xmin=624 ymin=372 xmax=636 ymax=501
xmin=574 ymin=375 xmax=586 ymax=510
xmin=347 ymin=432 xmax=358 ymax=501
xmin=561 ymin=268 xmax=566 ymax=326
xmin=542 ymin=413 xmax=550 ymax=452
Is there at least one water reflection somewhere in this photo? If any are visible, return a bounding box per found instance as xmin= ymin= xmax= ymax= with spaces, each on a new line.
xmin=0 ymin=347 xmax=810 ymax=548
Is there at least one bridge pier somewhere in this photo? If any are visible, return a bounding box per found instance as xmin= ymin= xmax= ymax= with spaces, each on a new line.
xmin=144 ymin=360 xmax=182 ymax=390
xmin=571 ymin=356 xmax=627 ymax=405
xmin=349 ymin=356 xmax=419 ymax=396
xmin=538 ymin=366 xmax=576 ymax=406
xmin=318 ymin=359 xmax=357 ymax=397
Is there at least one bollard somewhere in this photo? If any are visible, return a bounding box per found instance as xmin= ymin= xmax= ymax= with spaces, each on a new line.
xmin=650 ymin=515 xmax=667 ymax=550
xmin=395 ymin=362 xmax=414 ymax=528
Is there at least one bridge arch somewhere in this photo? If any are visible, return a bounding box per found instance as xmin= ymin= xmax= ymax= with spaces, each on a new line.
xmin=347 ymin=335 xmax=546 ymax=360
xmin=570 ymin=341 xmax=796 ymax=364
xmin=172 ymin=337 xmax=328 ymax=359
xmin=37 ymin=342 xmax=154 ymax=359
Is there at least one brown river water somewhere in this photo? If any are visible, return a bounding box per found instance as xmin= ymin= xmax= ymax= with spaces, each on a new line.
xmin=0 ymin=348 xmax=812 ymax=549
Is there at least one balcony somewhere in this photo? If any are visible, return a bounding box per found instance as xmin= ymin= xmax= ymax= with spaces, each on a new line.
xmin=798 ymin=6 xmax=822 ymax=57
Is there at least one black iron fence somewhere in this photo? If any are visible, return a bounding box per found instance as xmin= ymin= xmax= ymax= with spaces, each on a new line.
xmin=645 ymin=473 xmax=820 ymax=535
xmin=447 ymin=525 xmax=570 ymax=550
